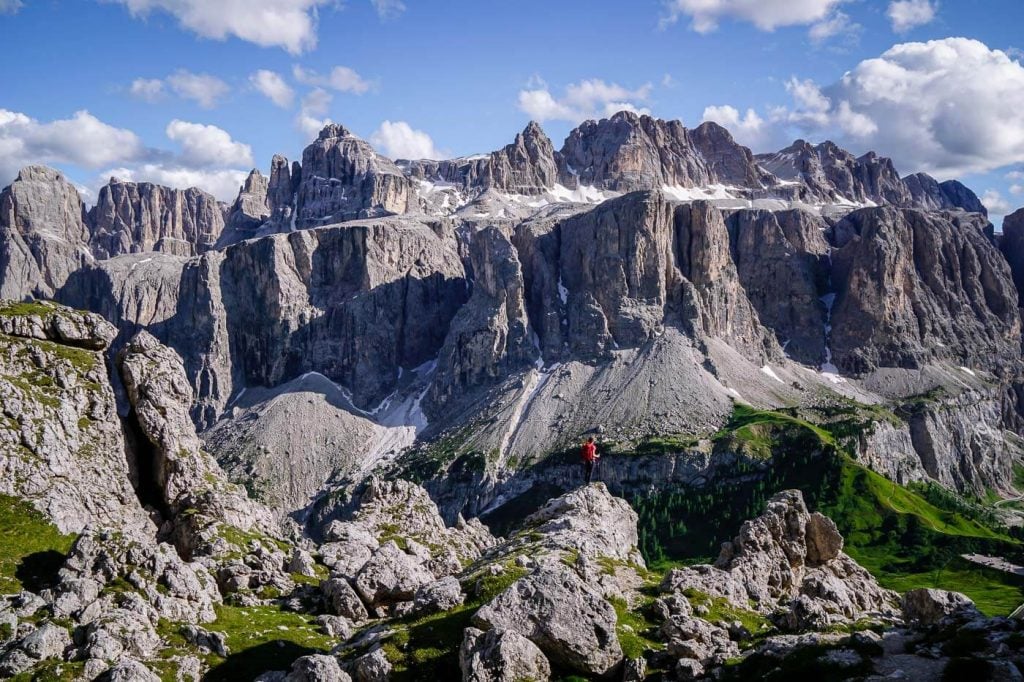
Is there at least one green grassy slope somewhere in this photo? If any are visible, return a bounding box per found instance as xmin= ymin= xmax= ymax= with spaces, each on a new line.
xmin=0 ymin=495 xmax=76 ymax=594
xmin=628 ymin=403 xmax=1024 ymax=616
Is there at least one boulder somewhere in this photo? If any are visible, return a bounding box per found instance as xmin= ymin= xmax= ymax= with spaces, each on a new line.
xmin=322 ymin=578 xmax=369 ymax=622
xmin=472 ymin=563 xmax=622 ymax=676
xmin=901 ymin=588 xmax=978 ymax=625
xmin=412 ymin=576 xmax=464 ymax=615
xmin=99 ymin=658 xmax=161 ymax=682
xmin=459 ymin=626 xmax=551 ymax=682
xmin=521 ymin=482 xmax=642 ymax=563
xmin=284 ymin=654 xmax=351 ymax=682
xmin=351 ymin=647 xmax=392 ymax=682
xmin=354 ymin=542 xmax=434 ymax=606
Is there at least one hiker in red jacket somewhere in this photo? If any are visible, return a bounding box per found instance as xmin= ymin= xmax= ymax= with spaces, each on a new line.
xmin=581 ymin=436 xmax=599 ymax=483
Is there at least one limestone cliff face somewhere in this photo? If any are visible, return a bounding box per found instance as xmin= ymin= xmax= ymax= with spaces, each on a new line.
xmin=60 ymin=217 xmax=468 ymax=422
xmin=725 ymin=209 xmax=830 ymax=365
xmin=829 ymin=208 xmax=1020 ymax=375
xmin=0 ymin=166 xmax=93 ymax=301
xmin=674 ymin=201 xmax=779 ymax=363
xmin=426 ymin=227 xmax=538 ymax=416
xmin=999 ymin=208 xmax=1024 ymax=301
xmin=88 ymin=178 xmax=224 ymax=258
xmin=219 ymin=218 xmax=466 ymax=409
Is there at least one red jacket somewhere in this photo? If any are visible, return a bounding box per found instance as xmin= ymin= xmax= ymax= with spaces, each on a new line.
xmin=581 ymin=441 xmax=597 ymax=462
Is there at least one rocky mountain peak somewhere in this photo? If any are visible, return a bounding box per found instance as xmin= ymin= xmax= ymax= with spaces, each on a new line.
xmin=318 ymin=122 xmax=354 ymax=140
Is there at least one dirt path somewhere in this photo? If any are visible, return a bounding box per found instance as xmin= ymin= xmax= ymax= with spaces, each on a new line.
xmin=961 ymin=553 xmax=1024 ymax=576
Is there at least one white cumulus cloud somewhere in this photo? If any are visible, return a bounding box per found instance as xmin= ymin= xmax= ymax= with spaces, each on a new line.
xmin=661 ymin=0 xmax=845 ymax=33
xmin=165 ymin=119 xmax=254 ymax=168
xmin=808 ymin=10 xmax=859 ymax=44
xmin=702 ymin=105 xmax=772 ymax=149
xmin=370 ymin=121 xmax=444 ymax=160
xmin=887 ymin=0 xmax=938 ymax=33
xmin=371 ymin=0 xmax=405 ymax=20
xmin=166 ymin=70 xmax=230 ymax=109
xmin=0 ymin=107 xmax=256 ymax=203
xmin=106 ymin=0 xmax=331 ymax=54
xmin=518 ymin=78 xmax=652 ymax=123
xmin=129 ymin=78 xmax=165 ymax=102
xmin=0 ymin=109 xmax=146 ymax=183
xmin=710 ymin=38 xmax=1024 ymax=176
xmin=295 ymin=88 xmax=333 ymax=140
xmin=981 ymin=190 xmax=1012 ymax=217
xmin=293 ymin=65 xmax=372 ymax=94
xmin=249 ymin=69 xmax=294 ymax=107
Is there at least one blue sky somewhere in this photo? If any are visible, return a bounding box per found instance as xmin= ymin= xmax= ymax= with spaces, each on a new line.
xmin=1 ymin=0 xmax=1023 ymax=222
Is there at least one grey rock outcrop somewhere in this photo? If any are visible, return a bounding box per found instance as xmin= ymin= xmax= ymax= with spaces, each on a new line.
xmin=294 ymin=124 xmax=411 ymax=227
xmin=220 ymin=169 xmax=270 ymax=245
xmin=89 ymin=178 xmax=224 ymax=258
xmin=901 ymin=588 xmax=978 ymax=625
xmin=459 ymin=627 xmax=551 ymax=682
xmin=315 ymin=477 xmax=496 ymax=578
xmin=426 ymin=226 xmax=538 ymax=413
xmin=757 ymin=140 xmax=911 ymax=206
xmin=0 ymin=301 xmax=151 ymax=535
xmin=406 ymin=121 xmax=561 ymax=197
xmin=284 ymin=654 xmax=351 ymax=682
xmin=1000 ymin=207 xmax=1024 ymax=299
xmin=903 ymin=173 xmax=987 ymax=214
xmin=0 ymin=166 xmax=93 ymax=300
xmin=661 ymin=490 xmax=900 ymax=629
xmin=561 ymin=112 xmax=774 ymax=192
xmin=472 ymin=562 xmax=622 ymax=676
xmin=117 ymin=330 xmax=276 ymax=556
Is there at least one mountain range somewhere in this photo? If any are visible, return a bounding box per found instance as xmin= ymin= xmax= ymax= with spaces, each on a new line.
xmin=2 ymin=110 xmax=1024 ymax=680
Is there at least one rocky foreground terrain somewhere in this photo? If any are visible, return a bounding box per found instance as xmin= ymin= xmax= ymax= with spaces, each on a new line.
xmin=0 ymin=302 xmax=1019 ymax=680
xmin=2 ymin=111 xmax=1024 ymax=678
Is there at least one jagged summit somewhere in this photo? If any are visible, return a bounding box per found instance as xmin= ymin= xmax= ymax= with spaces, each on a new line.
xmin=318 ymin=122 xmax=355 ymax=139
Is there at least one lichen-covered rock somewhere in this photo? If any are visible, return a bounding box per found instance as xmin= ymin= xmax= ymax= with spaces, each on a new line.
xmin=117 ymin=330 xmax=278 ymax=559
xmin=0 ymin=622 xmax=72 ymax=676
xmin=411 ymin=576 xmax=464 ymax=615
xmin=0 ymin=301 xmax=152 ymax=536
xmin=661 ymin=615 xmax=738 ymax=667
xmin=459 ymin=626 xmax=551 ymax=682
xmin=320 ymin=478 xmax=496 ymax=580
xmin=100 ymin=658 xmax=161 ymax=682
xmin=49 ymin=530 xmax=221 ymax=624
xmin=472 ymin=562 xmax=622 ymax=676
xmin=520 ymin=482 xmax=642 ymax=564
